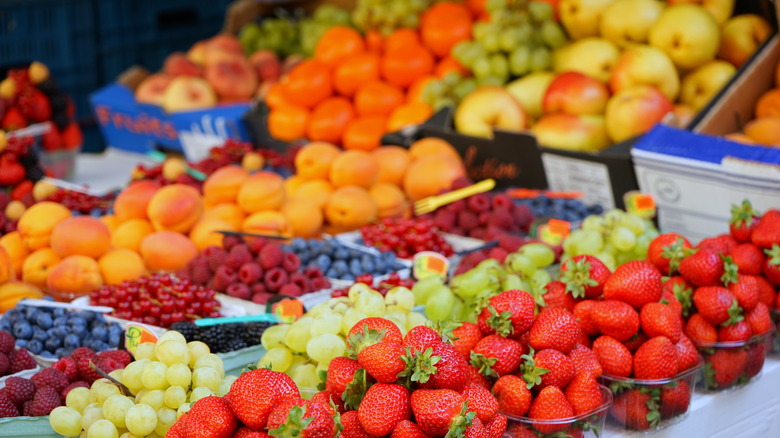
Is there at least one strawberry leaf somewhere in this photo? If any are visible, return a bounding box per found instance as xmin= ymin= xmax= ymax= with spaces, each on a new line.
xmin=672 ymin=283 xmax=694 ymax=318
xmin=444 ymin=401 xmax=475 ymax=438
xmin=703 ymin=362 xmax=717 ymax=390
xmin=316 ymin=369 xmax=328 ymax=392
xmin=427 ymin=320 xmax=457 ymax=344
xmin=720 ymin=255 xmax=738 ymax=286
xmin=268 ymin=404 xmax=313 ymax=437
xmin=560 ymin=258 xmax=598 ymax=299
xmin=486 ymin=305 xmax=515 ymax=337
xmin=399 ymin=347 xmax=441 ymax=385
xmin=643 ymin=390 xmax=662 ymax=428
xmin=330 ymin=399 xmax=343 ymax=438
xmin=729 ymin=199 xmax=758 ymax=227
xmin=342 ymin=368 xmax=370 ymax=411
xmin=765 ymin=244 xmax=780 ymax=265
xmin=469 ymin=351 xmax=499 ymax=379
xmin=345 ymin=326 xmax=386 ymax=359
xmin=608 ymin=380 xmax=634 ymax=396
xmin=518 ymin=348 xmax=549 ymax=390
xmin=661 ymin=238 xmax=693 ymax=275
xmin=722 ymin=298 xmax=745 ymax=327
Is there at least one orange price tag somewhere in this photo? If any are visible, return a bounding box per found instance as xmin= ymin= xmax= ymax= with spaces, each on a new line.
xmin=125 ymin=323 xmax=159 ymax=357
xmin=271 ymin=299 xmax=304 ymax=324
xmin=624 ymin=191 xmax=657 ymax=219
xmin=547 ymin=219 xmax=571 ymax=237
xmin=413 ymin=251 xmax=450 ymax=280
xmin=537 ymin=219 xmax=571 ymax=246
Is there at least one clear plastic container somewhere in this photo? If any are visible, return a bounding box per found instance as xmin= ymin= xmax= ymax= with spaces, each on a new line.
xmin=599 ymin=359 xmax=702 ymax=433
xmin=770 ymin=308 xmax=780 ymax=355
xmin=695 ymin=328 xmax=774 ymax=392
xmin=503 ymin=384 xmax=612 ymax=438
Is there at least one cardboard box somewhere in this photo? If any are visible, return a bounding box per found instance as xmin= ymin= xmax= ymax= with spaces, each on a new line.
xmin=90 ymin=83 xmax=252 ymax=160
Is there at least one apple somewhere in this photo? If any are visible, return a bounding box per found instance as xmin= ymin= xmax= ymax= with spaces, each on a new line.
xmin=454 ymin=86 xmax=528 ymax=138
xmin=163 ymin=52 xmax=202 ymax=77
xmin=680 ymin=60 xmax=737 ymax=111
xmin=667 ymin=0 xmax=734 ymax=26
xmin=135 ymin=74 xmax=173 ymax=106
xmin=552 ymin=37 xmax=620 ymax=83
xmin=558 ymin=0 xmax=615 ymax=40
xmin=505 ymin=71 xmax=556 ymax=120
xmin=604 ymin=85 xmax=673 ymax=143
xmin=649 ymin=4 xmax=720 ymax=71
xmin=161 ymin=77 xmax=217 ymax=113
xmin=532 ymin=114 xmax=611 ymax=152
xmin=543 ymin=72 xmax=610 ymax=116
xmin=610 ymin=45 xmax=680 ymax=101
xmin=718 ymin=14 xmax=773 ymax=68
xmin=250 ymin=49 xmax=282 ymax=82
xmin=186 ymin=40 xmax=208 ymax=66
xmin=671 ymin=104 xmax=697 ymax=128
xmin=600 ymin=0 xmax=664 ymax=48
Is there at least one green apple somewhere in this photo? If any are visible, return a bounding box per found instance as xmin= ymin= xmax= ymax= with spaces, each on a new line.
xmin=532 ymin=114 xmax=611 ymax=152
xmin=667 ymin=0 xmax=735 ymax=26
xmin=600 ymin=0 xmax=664 ymax=48
xmin=505 ymin=72 xmax=556 ymax=120
xmin=649 ymin=4 xmax=720 ymax=71
xmin=559 ymin=0 xmax=616 ymax=40
xmin=680 ymin=60 xmax=737 ymax=111
xmin=610 ymin=45 xmax=680 ymax=101
xmin=718 ymin=14 xmax=773 ymax=68
xmin=455 ymin=86 xmax=528 ymax=138
xmin=605 ymin=85 xmax=673 ymax=143
xmin=552 ymin=37 xmax=620 ymax=83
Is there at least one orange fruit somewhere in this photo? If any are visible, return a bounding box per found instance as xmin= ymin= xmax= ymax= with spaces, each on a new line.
xmin=267 ymin=104 xmax=310 ymax=142
xmin=306 ymin=97 xmax=355 ymax=145
xmin=407 ymin=75 xmax=437 ymax=103
xmin=435 ymin=56 xmax=469 ymax=78
xmin=366 ymin=30 xmax=384 ymax=54
xmin=282 ymin=60 xmax=333 ymax=109
xmin=409 ymin=137 xmax=461 ymax=162
xmin=315 ymin=26 xmax=366 ymax=68
xmin=387 ymin=102 xmax=434 ymax=132
xmin=755 ymin=88 xmax=780 ymax=118
xmin=265 ymin=81 xmax=290 ymax=109
xmin=744 ymin=116 xmax=780 ymax=146
xmin=385 ymin=29 xmax=421 ymax=53
xmin=354 ymin=81 xmax=405 ymax=117
xmin=343 ymin=116 xmax=388 ymax=151
xmin=334 ymin=52 xmax=380 ymax=98
xmin=467 ymin=0 xmax=488 ymax=18
xmin=381 ymin=44 xmax=435 ymax=89
xmin=421 ymin=2 xmax=474 ymax=58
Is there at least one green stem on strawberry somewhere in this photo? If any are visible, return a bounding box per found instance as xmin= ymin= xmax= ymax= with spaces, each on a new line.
xmin=661 ymin=238 xmax=693 ymax=275
xmin=672 ymin=283 xmax=694 ymax=317
xmin=722 ymin=299 xmax=745 ymax=327
xmin=518 ymin=348 xmax=550 ymax=390
xmin=486 ymin=305 xmax=515 ymax=337
xmin=720 ymin=255 xmax=738 ymax=286
xmin=469 ymin=351 xmax=499 ymax=379
xmin=342 ymin=368 xmax=371 ymax=411
xmin=638 ymin=386 xmax=662 ymax=429
xmin=345 ymin=326 xmax=387 ymax=359
xmin=268 ymin=405 xmax=314 ymax=438
xmin=765 ymin=244 xmax=780 ymax=266
xmin=560 ymin=258 xmax=598 ymax=299
xmin=729 ymin=199 xmax=758 ymax=228
xmin=444 ymin=401 xmax=476 ymax=438
xmin=399 ymin=347 xmax=441 ymax=385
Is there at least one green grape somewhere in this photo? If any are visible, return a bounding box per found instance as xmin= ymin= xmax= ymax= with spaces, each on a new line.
xmin=581 ymin=215 xmax=606 ymax=233
xmin=442 ymin=72 xmax=462 ymax=87
xmin=578 ymin=229 xmax=605 ymax=254
xmin=596 ymin=251 xmax=617 ymax=271
xmin=530 ymin=47 xmax=552 ymax=72
xmin=186 ymin=341 xmax=210 ymax=369
xmin=434 ymin=97 xmax=456 ymax=111
xmin=311 ymin=313 xmax=343 ymax=337
xmin=134 ymin=343 xmax=157 ymax=361
xmin=425 ymin=286 xmax=455 ymax=321
xmin=385 ymin=286 xmax=415 ymax=312
xmin=530 ymin=268 xmax=552 ymax=292
xmin=634 ymin=234 xmax=653 ymax=259
xmin=103 ymin=395 xmax=134 ymax=429
xmin=257 ymin=346 xmax=294 ymax=372
xmin=342 ymin=307 xmax=368 ymax=336
xmin=289 ymin=354 xmax=308 ymax=369
xmin=506 ymin=253 xmax=537 ymax=276
xmin=516 ymin=23 xmax=534 ymax=43
xmin=141 ymin=362 xmax=168 ymax=390
xmin=615 ymin=250 xmax=636 ymax=267
xmin=289 ymin=363 xmax=319 ymax=390
xmin=603 ymin=209 xmax=625 ymax=227
xmin=501 ymin=273 xmax=524 ymax=290
xmin=193 ymin=353 xmax=224 ymax=379
xmin=306 ymin=333 xmax=346 ymax=365
xmin=407 ymin=311 xmax=428 ymax=330
xmin=528 ymin=1 xmax=554 ymax=22
xmin=125 ymin=404 xmax=157 ymax=437
xmin=155 ymin=340 xmax=190 ymax=367
xmin=81 ymin=404 xmax=104 ymax=431
xmin=91 ymin=379 xmax=121 ymax=404
xmin=472 ymin=56 xmax=493 ymax=78
xmin=500 ymin=29 xmax=520 ymax=53
xmin=618 ymin=213 xmax=647 ymax=235
xmin=66 ymin=387 xmax=91 ymax=413
xmin=473 ymin=22 xmax=491 ymax=43
xmin=192 ymin=367 xmax=222 ymax=392
xmin=158 ymin=331 xmax=186 ymax=345
xmin=285 ymin=318 xmax=313 ymax=353
xmin=478 ymin=76 xmax=506 ymax=87
xmin=108 ymin=369 xmax=123 ymax=382
xmin=452 ymin=41 xmax=471 ymax=63
xmin=451 ymin=269 xmax=488 ymax=298
xmin=355 ymin=290 xmax=386 ymax=317
xmin=489 ymin=54 xmax=509 ymax=83
xmin=88 ymin=419 xmax=119 ymax=438
xmin=50 ymin=406 xmax=83 ymax=437
xmin=485 ymin=0 xmax=506 ymax=13
xmin=188 ymin=387 xmax=215 ymax=404
xmin=383 ymin=309 xmax=407 ymax=335
xmin=453 ymin=79 xmax=478 ymax=101
xmin=176 ymin=403 xmax=191 ymax=419
xmin=239 ymin=23 xmax=261 ymax=54
xmin=137 ymin=390 xmax=165 ymax=411
xmin=348 ymin=283 xmax=375 ymax=302
xmin=412 ymin=276 xmax=445 ymax=303
xmin=163 ymin=386 xmax=187 ymax=410
xmin=509 ymin=46 xmax=531 ymax=76
xmin=540 ymin=21 xmax=568 ymax=49
xmin=261 ymin=324 xmax=290 ymax=350
xmin=520 ymin=243 xmax=556 ymax=267
xmin=165 ymin=363 xmax=191 ymax=388
xmin=610 ymin=226 xmax=637 ymax=251
xmin=155 ymin=408 xmax=177 ymax=437
xmin=401 ymin=14 xmax=420 ymax=28
xmin=482 ymin=33 xmax=501 ymax=53
xmin=218 ymin=375 xmax=237 ymax=397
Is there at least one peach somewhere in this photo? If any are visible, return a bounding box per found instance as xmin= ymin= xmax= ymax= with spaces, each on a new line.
xmin=205 ymin=58 xmax=258 ymax=102
xmin=325 ymin=186 xmax=377 ymax=231
xmin=408 ymin=137 xmax=461 ymax=162
xmin=329 ymin=150 xmax=380 ymax=189
xmin=0 ymin=232 xmax=28 ymax=278
xmin=114 ymin=180 xmax=161 ymax=223
xmin=162 ymin=76 xmax=218 ymax=113
xmin=146 ymin=184 xmax=204 ymax=233
xmin=0 ymin=246 xmax=13 ymax=284
xmin=49 ymin=216 xmax=111 ymax=259
xmin=532 ymin=114 xmax=611 ymax=152
xmin=370 ymin=183 xmax=409 ymax=218
xmin=284 ymin=175 xmax=306 ymax=198
xmin=281 ymin=198 xmax=324 ymax=238
xmin=46 ymin=255 xmax=103 ymax=296
xmin=187 ymin=40 xmax=208 ymax=66
xmin=236 ymin=171 xmax=285 ymax=214
xmin=250 ymin=49 xmax=282 ymax=82
xmin=242 ymin=211 xmax=293 ymax=237
xmin=744 ymin=117 xmax=780 ymax=146
xmin=163 ymin=52 xmax=202 ymax=77
xmin=0 ymin=282 xmax=44 ymax=311
xmin=98 ymin=248 xmax=146 ymax=285
xmin=190 ymin=217 xmax=236 ymax=251
xmin=16 ymin=201 xmax=72 ymax=250
xmin=203 ymin=203 xmax=246 ymax=230
xmin=100 ymin=215 xmax=120 ymax=233
xmin=293 ymin=179 xmax=333 ymax=209
xmin=204 ymin=34 xmax=244 ymax=65
xmin=543 ymin=72 xmax=610 ymax=116
xmin=294 ymin=142 xmax=342 ymax=180
xmin=373 ymin=146 xmax=412 ymax=186
xmin=403 ymin=155 xmax=466 ymax=202
xmin=111 ymin=218 xmax=154 ymax=252
xmin=140 ymin=231 xmax=198 ymax=272
xmin=135 ymin=74 xmax=173 ymax=106
xmin=203 ymin=165 xmax=249 ymax=206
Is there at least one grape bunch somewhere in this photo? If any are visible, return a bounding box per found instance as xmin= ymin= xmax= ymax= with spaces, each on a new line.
xmin=331 ymin=272 xmax=415 ymax=298
xmin=352 ymin=0 xmax=430 ymax=35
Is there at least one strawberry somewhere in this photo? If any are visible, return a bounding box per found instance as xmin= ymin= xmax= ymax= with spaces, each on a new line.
xmin=567 ymin=344 xmax=603 ymax=377
xmin=731 ymin=243 xmax=765 ymax=276
xmin=540 ymin=281 xmax=578 ymax=312
xmin=610 ymin=388 xmax=657 ymax=430
xmin=528 ymin=307 xmax=581 ymax=354
xmin=17 ymin=89 xmax=51 ymax=122
xmin=466 ymin=364 xmax=492 ymax=390
xmin=485 ymin=414 xmax=507 ymax=438
xmin=684 ymin=313 xmax=718 ymax=345
xmin=234 ymin=428 xmax=270 ymax=438
xmin=564 ymin=372 xmax=603 ymax=416
xmin=751 ymin=209 xmax=780 ymax=249
xmin=419 ymin=342 xmax=470 ymax=391
xmin=504 ymin=423 xmax=539 ymax=438
xmin=1 ymin=107 xmax=26 ymax=131
xmin=166 ymin=414 xmax=187 ymax=438
xmin=470 ymin=334 xmax=524 ymax=378
xmin=476 ymin=290 xmax=535 ymax=338
xmin=358 ymin=341 xmax=405 ymax=384
xmin=728 ymin=274 xmax=760 ymax=313
xmin=228 ymin=368 xmax=299 ymax=430
xmin=674 ymin=334 xmax=701 ymax=373
xmin=559 ymin=254 xmax=611 ymax=299
xmin=746 ymin=302 xmax=773 ymax=336
xmin=491 ymin=375 xmax=532 ymax=418
xmin=391 ymin=420 xmax=431 ymax=438
xmin=460 ymin=383 xmax=498 ymax=424
xmin=528 ymin=386 xmax=575 ymax=435
xmin=572 ymin=300 xmax=599 ymax=336
xmin=325 ymin=356 xmax=360 ymax=397
xmin=730 ymin=199 xmax=760 ymax=242
xmin=679 ymin=249 xmax=733 ymax=287
xmin=717 ymin=320 xmax=752 ymax=342
xmin=633 ymin=336 xmax=678 ymax=380
xmin=451 ymin=322 xmax=482 ymax=358
xmin=403 ymin=326 xmax=441 ymax=352
xmin=755 ymin=274 xmax=777 ymax=305
xmin=267 ymin=397 xmax=337 ymax=438
xmin=591 ymin=300 xmax=640 ymax=341
xmin=526 ymin=349 xmax=575 ymax=389
xmin=697 ymin=234 xmax=737 ymax=256
xmin=0 ymin=155 xmax=25 ymax=186
xmin=591 ymin=336 xmax=632 ymax=378
xmin=464 ymin=416 xmax=487 ymax=438
xmin=660 ymin=380 xmax=691 ymax=419
xmin=704 ymin=349 xmax=748 ymax=389
xmin=603 ymin=260 xmax=663 ymax=310
xmin=310 ymin=391 xmax=346 ymax=415
xmin=411 ymin=389 xmax=472 ymax=437
xmin=184 ymin=396 xmax=237 ymax=438
xmin=764 ymin=244 xmax=780 ymax=286
xmin=60 ymin=122 xmax=83 ymax=150
xmin=663 ymin=276 xmax=694 ymax=316
xmin=745 ymin=341 xmax=767 ymax=378
xmin=622 ymin=332 xmax=649 ymax=354
xmin=640 ymin=302 xmax=682 ymax=343
xmin=41 ymin=127 xmax=62 ymax=151
xmin=647 ymin=233 xmax=692 ymax=275
xmin=358 ymin=383 xmax=410 ymax=436
xmin=692 ymin=286 xmax=742 ymax=326
xmin=348 ymin=317 xmax=404 ymax=357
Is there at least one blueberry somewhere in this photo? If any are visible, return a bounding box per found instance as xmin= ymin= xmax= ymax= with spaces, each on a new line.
xmin=16 ymin=339 xmax=27 ymax=348
xmin=3 ymin=312 xmax=16 ymax=324
xmin=92 ymin=341 xmax=109 ymax=352
xmin=79 ymin=310 xmax=96 ymax=322
xmin=26 ymin=339 xmax=43 ymax=355
xmin=325 ymin=268 xmax=337 ymax=278
xmin=13 ymin=322 xmax=32 ymax=340
xmin=349 ymin=249 xmax=361 ymax=259
xmin=53 ymin=316 xmax=68 ymax=326
xmin=361 ymin=258 xmax=375 ymax=274
xmin=374 ymin=258 xmax=386 ymax=273
xmin=342 ymin=274 xmax=355 ymax=281
xmin=308 ymin=239 xmax=322 ymax=253
xmin=55 ymin=347 xmax=70 ymax=358
xmin=52 ymin=308 xmax=66 ymax=318
xmin=381 ymin=251 xmax=396 ymax=262
xmin=332 ymin=260 xmax=348 ymax=276
xmin=24 ymin=307 xmax=38 ymax=320
xmin=298 ymin=249 xmax=311 ymax=263
xmin=45 ymin=336 xmax=62 ymax=351
xmin=315 ymin=254 xmax=331 ymax=271
xmin=91 ymin=326 xmax=108 ymax=341
xmin=349 ymin=259 xmax=363 ymax=276
xmin=53 ymin=327 xmax=69 ymax=338
xmin=108 ymin=332 xmax=121 ymax=347
xmin=334 ymin=248 xmax=349 ymax=260
xmin=108 ymin=324 xmax=123 ymax=337
xmin=64 ymin=334 xmax=81 ymax=349
xmin=35 ymin=312 xmax=53 ymax=329
xmin=32 ymin=327 xmax=48 ymax=342
xmin=0 ymin=320 xmax=11 ymax=331
xmin=40 ymin=351 xmax=55 ymax=359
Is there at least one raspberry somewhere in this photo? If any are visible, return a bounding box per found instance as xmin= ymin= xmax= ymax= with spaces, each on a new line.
xmin=457 ymin=210 xmax=479 ymax=231
xmin=0 ymin=393 xmax=19 ymax=418
xmin=175 ymin=267 xmax=192 ymax=282
xmin=279 ymin=284 xmax=303 ymax=297
xmin=30 ymin=386 xmax=61 ymax=416
xmin=52 ymin=357 xmax=79 ymax=382
xmin=434 ymin=210 xmax=456 ymax=232
xmin=492 ymin=193 xmax=514 ymax=210
xmin=289 ymin=272 xmax=309 ymax=293
xmin=22 ymin=400 xmax=33 ymax=416
xmin=213 ymin=266 xmax=239 ymax=292
xmin=264 ymin=267 xmax=288 ymax=293
xmin=3 ymin=377 xmax=36 ymax=407
xmin=251 ymin=283 xmax=267 ymax=295
xmin=60 ymin=380 xmax=89 ymax=400
xmin=311 ymin=277 xmax=331 ymax=291
xmin=227 ymin=244 xmax=253 ymax=270
xmin=31 ymin=368 xmax=68 ymax=393
xmin=259 ymin=244 xmax=284 ymax=270
xmin=0 ymin=331 xmax=14 ymax=355
xmin=303 ymin=265 xmax=324 ymax=280
xmin=488 ymin=247 xmax=509 ymax=263
xmin=189 ymin=258 xmax=212 ymax=285
xmin=74 ymin=356 xmax=102 ymax=384
xmin=0 ymin=352 xmax=9 ymax=376
xmin=467 ymin=193 xmax=491 ymax=212
xmin=239 ymin=262 xmax=263 ymax=284
xmin=226 ymin=283 xmax=251 ymax=300
xmin=248 ymin=237 xmax=267 ymax=255
xmin=222 ymin=235 xmax=243 ymax=250
xmin=513 ymin=204 xmax=534 ymax=231
xmin=450 ymin=177 xmax=471 ymax=190
xmin=70 ymin=347 xmax=97 ymax=364
xmin=282 ymin=252 xmax=301 ymax=273
xmin=97 ymin=350 xmax=132 ymax=368
xmin=469 ymin=228 xmax=487 ymax=240
xmin=251 ymin=292 xmax=273 ymax=304
xmin=499 ymin=234 xmax=526 ymax=252
xmin=96 ymin=357 xmax=123 ymax=375
xmin=203 ymin=246 xmax=229 ymax=272
xmin=489 ymin=210 xmax=514 ymax=229
xmin=9 ymin=349 xmax=37 ymax=374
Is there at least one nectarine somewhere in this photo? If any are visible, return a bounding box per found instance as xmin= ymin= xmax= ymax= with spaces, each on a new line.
xmin=325 ymin=186 xmax=378 ymax=231
xmin=146 ymin=184 xmax=204 ymax=233
xmin=140 ymin=231 xmax=198 ymax=272
xmin=281 ymin=198 xmax=324 ymax=238
xmin=329 ymin=150 xmax=380 ymax=189
xmin=111 ymin=218 xmax=154 ymax=253
xmin=203 ymin=165 xmax=249 ymax=206
xmin=50 ymin=216 xmax=112 ymax=259
xmin=16 ymin=201 xmax=72 ymax=250
xmin=373 ymin=146 xmax=411 ymax=186
xmin=294 ymin=142 xmax=342 ymax=180
xmin=241 ymin=211 xmax=293 ymax=237
xmin=236 ymin=171 xmax=285 ymax=214
xmin=46 ymin=255 xmax=103 ymax=297
xmin=403 ymin=155 xmax=466 ymax=202
xmin=98 ymin=249 xmax=146 ymax=285
xmin=114 ymin=180 xmax=161 ymax=223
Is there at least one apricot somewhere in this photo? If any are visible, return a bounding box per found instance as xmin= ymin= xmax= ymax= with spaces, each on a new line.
xmin=0 ymin=281 xmax=44 ymax=312
xmin=293 ymin=179 xmax=334 ymax=209
xmin=281 ymin=198 xmax=324 ymax=238
xmin=372 ymin=146 xmax=412 ymax=186
xmin=403 ymin=154 xmax=466 ymax=202
xmin=202 ymin=165 xmax=249 ymax=206
xmin=0 ymin=232 xmax=29 ymax=278
xmin=329 ymin=150 xmax=380 ymax=189
xmin=190 ymin=217 xmax=236 ymax=250
xmin=21 ymin=248 xmax=61 ymax=289
xmin=284 ymin=175 xmax=306 ymax=196
xmin=111 ymin=219 xmax=154 ymax=252
xmin=140 ymin=231 xmax=198 ymax=272
xmin=46 ymin=255 xmax=103 ymax=297
xmin=16 ymin=202 xmax=72 ymax=250
xmin=744 ymin=116 xmax=780 ymax=146
xmin=294 ymin=142 xmax=342 ymax=180
xmin=113 ymin=180 xmax=161 ymax=223
xmin=408 ymin=137 xmax=461 ymax=162
xmin=203 ymin=203 xmax=246 ymax=230
xmin=100 ymin=215 xmax=120 ymax=233
xmin=0 ymin=246 xmax=13 ymax=284
xmin=236 ymin=171 xmax=285 ymax=214
xmin=369 ymin=183 xmax=410 ymax=219
xmin=242 ymin=211 xmax=293 ymax=237
xmin=98 ymin=248 xmax=146 ymax=285
xmin=325 ymin=186 xmax=378 ymax=231
xmin=146 ymin=184 xmax=204 ymax=233
xmin=50 ymin=216 xmax=112 ymax=259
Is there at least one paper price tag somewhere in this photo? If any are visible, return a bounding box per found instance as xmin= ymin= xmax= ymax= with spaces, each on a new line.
xmin=412 ymin=251 xmax=450 ymax=281
xmin=269 ymin=299 xmax=304 ymax=324
xmin=125 ymin=323 xmax=159 ymax=357
xmin=538 ymin=218 xmax=571 ymax=246
xmin=624 ymin=191 xmax=657 ymax=219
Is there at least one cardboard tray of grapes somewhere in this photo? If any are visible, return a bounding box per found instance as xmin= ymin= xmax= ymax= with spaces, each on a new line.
xmin=0 ymin=416 xmax=58 ymax=438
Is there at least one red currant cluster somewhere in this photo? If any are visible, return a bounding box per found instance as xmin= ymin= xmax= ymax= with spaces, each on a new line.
xmin=88 ymin=273 xmax=220 ymax=328
xmin=46 ymin=189 xmax=116 ymax=215
xmin=360 ymin=217 xmax=454 ymax=259
xmin=331 ymin=272 xmax=415 ymax=298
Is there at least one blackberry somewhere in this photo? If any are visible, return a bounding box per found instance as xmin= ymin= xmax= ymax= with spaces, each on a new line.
xmin=170 ymin=321 xmax=199 ymax=342
xmin=25 ymin=167 xmax=44 ymax=182
xmin=197 ymin=326 xmax=227 ymax=353
xmin=18 ymin=151 xmax=39 ymax=168
xmin=244 ymin=322 xmax=272 ymax=346
xmin=222 ymin=337 xmax=248 ymax=353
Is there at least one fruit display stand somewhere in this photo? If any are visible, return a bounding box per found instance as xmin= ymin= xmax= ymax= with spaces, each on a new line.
xmin=0 ymin=416 xmax=58 ymax=438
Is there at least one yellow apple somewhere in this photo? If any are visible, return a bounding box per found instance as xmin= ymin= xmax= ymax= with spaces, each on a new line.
xmin=718 ymin=14 xmax=773 ymax=68
xmin=505 ymin=72 xmax=556 ymax=120
xmin=610 ymin=45 xmax=680 ymax=101
xmin=667 ymin=0 xmax=734 ymax=26
xmin=552 ymin=37 xmax=620 ymax=83
xmin=680 ymin=60 xmax=737 ymax=111
xmin=559 ymin=0 xmax=616 ymax=40
xmin=605 ymin=85 xmax=673 ymax=143
xmin=454 ymin=86 xmax=528 ymax=139
xmin=543 ymin=72 xmax=610 ymax=116
xmin=532 ymin=114 xmax=611 ymax=152
xmin=649 ymin=4 xmax=720 ymax=71
xmin=600 ymin=0 xmax=664 ymax=48
xmin=162 ymin=76 xmax=217 ymax=113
